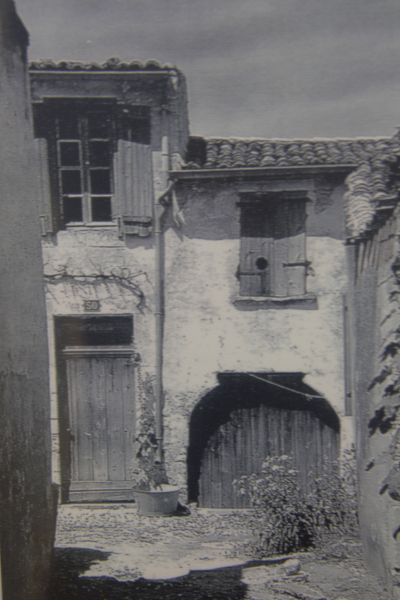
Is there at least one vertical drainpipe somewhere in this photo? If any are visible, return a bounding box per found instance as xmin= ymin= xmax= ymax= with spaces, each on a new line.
xmin=0 ymin=548 xmax=3 ymax=600
xmin=154 ymin=118 xmax=170 ymax=465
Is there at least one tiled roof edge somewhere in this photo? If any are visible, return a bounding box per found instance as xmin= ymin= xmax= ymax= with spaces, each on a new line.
xmin=185 ymin=135 xmax=400 ymax=171
xmin=29 ymin=58 xmax=178 ymax=72
xmin=345 ymin=141 xmax=400 ymax=240
xmin=197 ymin=135 xmax=392 ymax=144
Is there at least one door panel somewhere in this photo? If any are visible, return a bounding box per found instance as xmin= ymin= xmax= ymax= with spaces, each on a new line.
xmin=198 ymin=403 xmax=339 ymax=508
xmin=64 ymin=346 xmax=135 ymax=502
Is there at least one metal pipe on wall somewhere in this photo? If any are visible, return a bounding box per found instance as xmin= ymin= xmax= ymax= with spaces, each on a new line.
xmin=153 ymin=128 xmax=170 ymax=465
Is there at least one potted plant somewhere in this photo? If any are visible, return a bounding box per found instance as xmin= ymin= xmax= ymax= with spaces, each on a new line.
xmin=131 ymin=374 xmax=180 ymax=516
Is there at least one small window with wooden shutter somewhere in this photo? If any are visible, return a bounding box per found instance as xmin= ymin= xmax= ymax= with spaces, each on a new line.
xmin=239 ymin=195 xmax=307 ymax=298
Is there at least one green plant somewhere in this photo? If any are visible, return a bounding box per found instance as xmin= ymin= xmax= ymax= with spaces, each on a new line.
xmin=307 ymin=447 xmax=359 ymax=545
xmin=233 ymin=450 xmax=358 ymax=556
xmin=131 ymin=372 xmax=168 ymax=491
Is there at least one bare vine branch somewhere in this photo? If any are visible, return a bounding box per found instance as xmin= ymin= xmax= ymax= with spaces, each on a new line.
xmin=43 ymin=262 xmax=148 ymax=311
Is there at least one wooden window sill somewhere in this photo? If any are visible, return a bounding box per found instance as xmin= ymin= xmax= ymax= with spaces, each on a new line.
xmin=233 ymin=294 xmax=318 ymax=310
xmin=65 ymin=222 xmax=117 ymax=229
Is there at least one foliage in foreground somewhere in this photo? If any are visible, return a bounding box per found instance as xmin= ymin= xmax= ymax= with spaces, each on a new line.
xmin=233 ymin=450 xmax=358 ymax=556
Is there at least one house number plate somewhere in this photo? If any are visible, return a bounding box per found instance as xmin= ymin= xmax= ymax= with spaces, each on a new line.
xmin=84 ymin=300 xmax=101 ymax=312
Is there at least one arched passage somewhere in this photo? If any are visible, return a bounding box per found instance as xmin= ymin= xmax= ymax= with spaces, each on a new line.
xmin=187 ymin=372 xmax=340 ymax=508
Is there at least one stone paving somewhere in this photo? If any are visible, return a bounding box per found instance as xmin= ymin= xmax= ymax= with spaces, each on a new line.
xmin=53 ymin=503 xmax=390 ymax=600
xmin=55 ymin=503 xmax=255 ymax=581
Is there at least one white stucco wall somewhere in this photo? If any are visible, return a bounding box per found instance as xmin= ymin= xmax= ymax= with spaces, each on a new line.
xmin=42 ymin=175 xmax=353 ymax=495
xmin=42 ymin=227 xmax=157 ymax=485
xmin=162 ymin=178 xmax=352 ymax=488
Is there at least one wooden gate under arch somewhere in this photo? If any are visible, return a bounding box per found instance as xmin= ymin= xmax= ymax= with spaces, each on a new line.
xmin=188 ymin=375 xmax=340 ymax=508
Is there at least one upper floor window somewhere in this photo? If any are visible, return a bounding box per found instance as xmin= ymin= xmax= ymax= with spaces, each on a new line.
xmin=57 ymin=108 xmax=114 ymax=224
xmin=34 ymin=100 xmax=152 ymax=233
xmin=238 ymin=195 xmax=307 ymax=297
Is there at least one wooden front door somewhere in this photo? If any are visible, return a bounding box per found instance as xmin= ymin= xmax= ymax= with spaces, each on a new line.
xmin=197 ymin=402 xmax=339 ymax=508
xmin=63 ymin=346 xmax=135 ymax=502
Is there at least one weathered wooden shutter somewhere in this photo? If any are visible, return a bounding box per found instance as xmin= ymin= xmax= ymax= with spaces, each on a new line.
xmin=239 ymin=204 xmax=272 ymax=296
xmin=272 ymin=199 xmax=306 ymax=296
xmin=239 ymin=198 xmax=306 ymax=297
xmin=34 ymin=137 xmax=53 ymax=235
xmin=285 ymin=199 xmax=306 ymax=296
xmin=271 ymin=200 xmax=288 ymax=296
xmin=113 ymin=140 xmax=154 ymax=236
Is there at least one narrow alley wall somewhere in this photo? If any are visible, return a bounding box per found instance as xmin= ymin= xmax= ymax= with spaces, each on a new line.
xmin=348 ymin=207 xmax=400 ymax=597
xmin=0 ymin=2 xmax=56 ymax=599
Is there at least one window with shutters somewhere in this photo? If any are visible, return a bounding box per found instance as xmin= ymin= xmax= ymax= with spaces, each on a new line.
xmin=238 ymin=195 xmax=308 ymax=298
xmin=33 ymin=100 xmax=153 ymax=233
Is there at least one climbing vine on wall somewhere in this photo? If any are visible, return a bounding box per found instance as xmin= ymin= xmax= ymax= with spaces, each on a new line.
xmin=43 ymin=261 xmax=148 ymax=310
xmin=368 ymin=254 xmax=400 ymax=432
xmin=367 ymin=224 xmax=400 ymax=505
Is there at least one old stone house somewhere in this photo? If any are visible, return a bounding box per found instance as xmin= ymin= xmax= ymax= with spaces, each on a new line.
xmin=30 ymin=58 xmax=188 ymax=503
xmin=29 ymin=58 xmax=400 ymax=591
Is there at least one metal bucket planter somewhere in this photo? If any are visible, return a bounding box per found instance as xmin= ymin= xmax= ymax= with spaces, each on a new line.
xmin=133 ymin=484 xmax=180 ymax=516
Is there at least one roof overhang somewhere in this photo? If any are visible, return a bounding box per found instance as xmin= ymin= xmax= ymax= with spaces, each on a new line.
xmin=29 ymin=69 xmax=175 ymax=77
xmin=170 ymin=164 xmax=356 ymax=181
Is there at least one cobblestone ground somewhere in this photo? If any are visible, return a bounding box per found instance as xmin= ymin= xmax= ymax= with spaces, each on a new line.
xmin=49 ymin=504 xmax=390 ymax=600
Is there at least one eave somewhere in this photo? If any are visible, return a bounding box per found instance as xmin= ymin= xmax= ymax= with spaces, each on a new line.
xmin=170 ymin=164 xmax=357 ymax=181
xmin=29 ymin=70 xmax=175 ymax=77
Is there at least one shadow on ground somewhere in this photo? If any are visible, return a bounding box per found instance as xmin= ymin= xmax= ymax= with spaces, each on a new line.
xmin=49 ymin=547 xmax=248 ymax=600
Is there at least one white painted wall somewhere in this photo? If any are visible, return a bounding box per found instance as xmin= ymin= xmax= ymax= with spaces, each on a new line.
xmin=42 ymin=176 xmax=353 ymax=495
xmin=42 ymin=227 xmax=157 ymax=485
xmin=162 ymin=179 xmax=352 ymax=488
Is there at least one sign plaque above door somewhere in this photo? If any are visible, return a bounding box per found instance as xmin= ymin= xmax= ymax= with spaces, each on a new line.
xmin=83 ymin=299 xmax=101 ymax=312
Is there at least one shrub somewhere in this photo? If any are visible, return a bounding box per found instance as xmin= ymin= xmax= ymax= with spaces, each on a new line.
xmin=306 ymin=448 xmax=359 ymax=546
xmin=130 ymin=371 xmax=168 ymax=490
xmin=233 ymin=450 xmax=358 ymax=556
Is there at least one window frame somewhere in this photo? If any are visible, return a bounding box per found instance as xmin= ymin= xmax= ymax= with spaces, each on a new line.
xmin=55 ymin=105 xmax=116 ymax=226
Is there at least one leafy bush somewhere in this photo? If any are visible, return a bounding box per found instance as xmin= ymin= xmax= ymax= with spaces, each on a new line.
xmin=233 ymin=450 xmax=358 ymax=556
xmin=306 ymin=448 xmax=359 ymax=545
